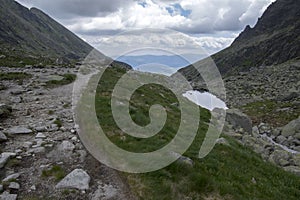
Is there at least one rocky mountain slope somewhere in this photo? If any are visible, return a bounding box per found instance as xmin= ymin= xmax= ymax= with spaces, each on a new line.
xmin=0 ymin=0 xmax=93 ymax=66
xmin=179 ymin=0 xmax=300 ymax=80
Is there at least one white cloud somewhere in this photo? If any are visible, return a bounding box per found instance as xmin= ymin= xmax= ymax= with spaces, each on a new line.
xmin=16 ymin=0 xmax=275 ymax=56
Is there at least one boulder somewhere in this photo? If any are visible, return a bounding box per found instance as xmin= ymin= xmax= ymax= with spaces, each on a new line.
xmin=9 ymin=182 xmax=20 ymax=190
xmin=281 ymin=117 xmax=300 ymax=137
xmin=56 ymin=169 xmax=90 ymax=190
xmin=269 ymin=150 xmax=291 ymax=167
xmin=0 ymin=152 xmax=16 ymax=168
xmin=226 ymin=109 xmax=252 ymax=133
xmin=6 ymin=127 xmax=33 ymax=135
xmin=283 ymin=166 xmax=300 ymax=176
xmin=2 ymin=173 xmax=20 ymax=182
xmin=0 ymin=191 xmax=17 ymax=200
xmin=0 ymin=131 xmax=8 ymax=142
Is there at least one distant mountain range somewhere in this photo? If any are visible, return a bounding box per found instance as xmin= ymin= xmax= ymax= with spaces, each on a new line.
xmin=0 ymin=0 xmax=93 ymax=66
xmin=179 ymin=0 xmax=300 ymax=81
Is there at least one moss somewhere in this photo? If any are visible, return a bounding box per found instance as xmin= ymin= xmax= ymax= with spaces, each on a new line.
xmin=41 ymin=165 xmax=66 ymax=181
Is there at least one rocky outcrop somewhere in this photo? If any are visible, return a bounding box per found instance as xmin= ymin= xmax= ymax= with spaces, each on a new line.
xmin=226 ymin=109 xmax=252 ymax=133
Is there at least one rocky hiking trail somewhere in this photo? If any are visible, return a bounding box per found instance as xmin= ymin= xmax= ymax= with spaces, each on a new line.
xmin=0 ymin=66 xmax=135 ymax=200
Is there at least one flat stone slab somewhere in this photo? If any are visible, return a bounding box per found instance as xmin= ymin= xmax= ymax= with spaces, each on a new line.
xmin=56 ymin=169 xmax=90 ymax=190
xmin=6 ymin=127 xmax=33 ymax=135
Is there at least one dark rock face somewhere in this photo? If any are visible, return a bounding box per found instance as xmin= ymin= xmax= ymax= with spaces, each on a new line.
xmin=0 ymin=104 xmax=12 ymax=119
xmin=179 ymin=0 xmax=300 ymax=78
xmin=0 ymin=0 xmax=93 ymax=65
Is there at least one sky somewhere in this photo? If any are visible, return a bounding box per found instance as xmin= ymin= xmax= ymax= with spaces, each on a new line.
xmin=16 ymin=0 xmax=275 ymax=59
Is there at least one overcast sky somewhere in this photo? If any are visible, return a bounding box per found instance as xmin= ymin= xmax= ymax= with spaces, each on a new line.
xmin=16 ymin=0 xmax=275 ymax=58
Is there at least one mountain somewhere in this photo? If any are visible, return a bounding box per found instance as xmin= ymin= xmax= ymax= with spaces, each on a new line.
xmin=179 ymin=0 xmax=300 ymax=80
xmin=0 ymin=0 xmax=93 ymax=66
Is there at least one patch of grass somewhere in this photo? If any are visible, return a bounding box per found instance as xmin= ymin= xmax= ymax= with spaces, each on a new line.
xmin=0 ymin=72 xmax=32 ymax=81
xmin=6 ymin=158 xmax=21 ymax=168
xmin=94 ymin=67 xmax=300 ymax=200
xmin=41 ymin=165 xmax=66 ymax=181
xmin=45 ymin=73 xmax=76 ymax=88
xmin=48 ymin=110 xmax=54 ymax=115
xmin=53 ymin=118 xmax=63 ymax=128
xmin=240 ymin=100 xmax=300 ymax=126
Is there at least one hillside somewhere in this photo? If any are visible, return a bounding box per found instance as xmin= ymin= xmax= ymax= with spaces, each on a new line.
xmin=179 ymin=0 xmax=300 ymax=80
xmin=0 ymin=0 xmax=93 ymax=66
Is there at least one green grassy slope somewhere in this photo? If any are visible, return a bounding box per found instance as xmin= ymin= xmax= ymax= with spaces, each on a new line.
xmin=95 ymin=66 xmax=300 ymax=200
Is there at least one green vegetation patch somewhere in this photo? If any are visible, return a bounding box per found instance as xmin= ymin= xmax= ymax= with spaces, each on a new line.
xmin=240 ymin=100 xmax=300 ymax=126
xmin=41 ymin=165 xmax=66 ymax=181
xmin=95 ymin=67 xmax=300 ymax=200
xmin=0 ymin=72 xmax=32 ymax=81
xmin=45 ymin=73 xmax=76 ymax=88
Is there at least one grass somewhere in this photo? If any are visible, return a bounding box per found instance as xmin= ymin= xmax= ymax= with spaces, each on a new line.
xmin=0 ymin=72 xmax=32 ymax=81
xmin=41 ymin=165 xmax=66 ymax=181
xmin=240 ymin=100 xmax=300 ymax=126
xmin=94 ymin=66 xmax=300 ymax=200
xmin=45 ymin=73 xmax=76 ymax=88
xmin=53 ymin=118 xmax=63 ymax=128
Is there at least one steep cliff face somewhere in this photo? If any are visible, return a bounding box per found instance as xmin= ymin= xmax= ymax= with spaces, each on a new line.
xmin=0 ymin=0 xmax=93 ymax=66
xmin=179 ymin=0 xmax=300 ymax=80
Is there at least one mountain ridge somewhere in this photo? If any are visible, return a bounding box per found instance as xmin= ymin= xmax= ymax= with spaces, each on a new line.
xmin=0 ymin=0 xmax=93 ymax=66
xmin=179 ymin=0 xmax=300 ymax=80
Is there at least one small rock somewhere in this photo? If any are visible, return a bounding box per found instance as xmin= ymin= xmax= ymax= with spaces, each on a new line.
xmin=60 ymin=140 xmax=75 ymax=152
xmin=55 ymin=169 xmax=90 ymax=190
xmin=10 ymin=89 xmax=25 ymax=95
xmin=30 ymin=185 xmax=36 ymax=191
xmin=9 ymin=182 xmax=20 ymax=190
xmin=276 ymin=135 xmax=286 ymax=144
xmin=0 ymin=131 xmax=8 ymax=142
xmin=216 ymin=137 xmax=229 ymax=145
xmin=0 ymin=191 xmax=17 ymax=200
xmin=23 ymin=142 xmax=33 ymax=148
xmin=0 ymin=152 xmax=16 ymax=168
xmin=35 ymin=126 xmax=47 ymax=132
xmin=170 ymin=151 xmax=194 ymax=166
xmin=35 ymin=133 xmax=46 ymax=139
xmin=3 ymin=173 xmax=20 ymax=182
xmin=6 ymin=127 xmax=33 ymax=135
xmin=29 ymin=147 xmax=45 ymax=154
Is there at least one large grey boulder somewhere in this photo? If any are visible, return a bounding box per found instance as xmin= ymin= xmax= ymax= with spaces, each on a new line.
xmin=56 ymin=169 xmax=90 ymax=190
xmin=226 ymin=109 xmax=252 ymax=133
xmin=281 ymin=117 xmax=300 ymax=137
xmin=6 ymin=127 xmax=33 ymax=135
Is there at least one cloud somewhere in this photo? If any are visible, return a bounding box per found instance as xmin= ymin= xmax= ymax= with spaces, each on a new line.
xmin=15 ymin=0 xmax=274 ymax=56
xmin=17 ymin=0 xmax=274 ymax=34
